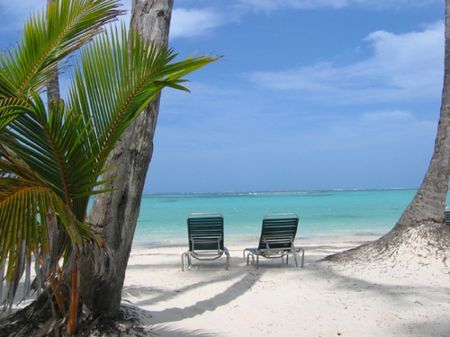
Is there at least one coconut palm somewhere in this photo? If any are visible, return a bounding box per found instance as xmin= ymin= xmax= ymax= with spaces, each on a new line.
xmin=0 ymin=0 xmax=213 ymax=334
xmin=325 ymin=0 xmax=450 ymax=266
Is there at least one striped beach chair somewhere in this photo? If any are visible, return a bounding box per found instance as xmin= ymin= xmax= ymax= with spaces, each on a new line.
xmin=243 ymin=213 xmax=304 ymax=269
xmin=181 ymin=213 xmax=230 ymax=271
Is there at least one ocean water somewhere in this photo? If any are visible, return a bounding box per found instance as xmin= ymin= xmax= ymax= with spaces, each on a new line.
xmin=133 ymin=189 xmax=419 ymax=246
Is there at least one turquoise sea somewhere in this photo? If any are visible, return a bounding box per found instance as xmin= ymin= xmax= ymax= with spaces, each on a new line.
xmin=132 ymin=189 xmax=419 ymax=247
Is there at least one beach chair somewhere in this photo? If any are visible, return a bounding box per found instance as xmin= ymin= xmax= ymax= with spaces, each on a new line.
xmin=445 ymin=210 xmax=450 ymax=226
xmin=243 ymin=213 xmax=304 ymax=269
xmin=181 ymin=213 xmax=230 ymax=271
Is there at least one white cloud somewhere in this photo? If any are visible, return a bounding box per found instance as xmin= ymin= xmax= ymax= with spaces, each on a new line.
xmin=170 ymin=8 xmax=224 ymax=38
xmin=248 ymin=21 xmax=444 ymax=104
xmin=362 ymin=110 xmax=413 ymax=121
xmin=120 ymin=5 xmax=225 ymax=39
xmin=237 ymin=0 xmax=440 ymax=11
xmin=285 ymin=109 xmax=436 ymax=154
xmin=0 ymin=1 xmax=223 ymax=39
xmin=238 ymin=0 xmax=348 ymax=11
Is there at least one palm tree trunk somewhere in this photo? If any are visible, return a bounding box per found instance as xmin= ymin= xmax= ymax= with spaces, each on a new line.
xmin=46 ymin=0 xmax=60 ymax=108
xmin=81 ymin=0 xmax=174 ymax=317
xmin=47 ymin=72 xmax=60 ymax=108
xmin=325 ymin=0 xmax=450 ymax=264
xmin=66 ymin=261 xmax=79 ymax=335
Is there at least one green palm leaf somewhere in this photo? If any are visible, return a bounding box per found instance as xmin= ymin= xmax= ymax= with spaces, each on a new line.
xmin=0 ymin=0 xmax=123 ymax=96
xmin=0 ymin=0 xmax=123 ymax=135
xmin=0 ymin=158 xmax=97 ymax=307
xmin=67 ymin=25 xmax=215 ymax=205
xmin=0 ymin=0 xmax=215 ymax=332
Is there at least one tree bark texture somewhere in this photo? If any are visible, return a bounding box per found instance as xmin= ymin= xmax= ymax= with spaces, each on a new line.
xmin=47 ymin=73 xmax=60 ymax=107
xmin=81 ymin=0 xmax=174 ymax=317
xmin=325 ymin=0 xmax=450 ymax=265
xmin=47 ymin=0 xmax=60 ymax=108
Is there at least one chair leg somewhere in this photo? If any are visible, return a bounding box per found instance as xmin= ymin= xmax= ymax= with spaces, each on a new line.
xmin=225 ymin=248 xmax=230 ymax=270
xmin=247 ymin=252 xmax=256 ymax=266
xmin=181 ymin=252 xmax=188 ymax=271
xmin=186 ymin=252 xmax=193 ymax=270
xmin=301 ymin=248 xmax=305 ymax=268
xmin=286 ymin=254 xmax=289 ymax=265
xmin=291 ymin=245 xmax=299 ymax=267
xmin=293 ymin=251 xmax=298 ymax=267
xmin=256 ymin=255 xmax=259 ymax=270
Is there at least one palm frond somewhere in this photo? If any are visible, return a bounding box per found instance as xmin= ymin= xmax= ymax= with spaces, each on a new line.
xmin=0 ymin=0 xmax=123 ymax=98
xmin=2 ymin=24 xmax=214 ymax=220
xmin=0 ymin=155 xmax=99 ymax=309
xmin=0 ymin=1 xmax=215 ymax=329
xmin=0 ymin=97 xmax=33 ymax=132
xmin=68 ymin=25 xmax=216 ymax=189
xmin=1 ymin=94 xmax=82 ymax=203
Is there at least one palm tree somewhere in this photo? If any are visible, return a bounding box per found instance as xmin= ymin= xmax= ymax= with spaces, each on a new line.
xmin=326 ymin=0 xmax=450 ymax=266
xmin=0 ymin=0 xmax=213 ymax=334
xmin=83 ymin=0 xmax=175 ymax=317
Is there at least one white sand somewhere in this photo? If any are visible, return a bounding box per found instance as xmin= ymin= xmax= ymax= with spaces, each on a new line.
xmin=122 ymin=236 xmax=450 ymax=337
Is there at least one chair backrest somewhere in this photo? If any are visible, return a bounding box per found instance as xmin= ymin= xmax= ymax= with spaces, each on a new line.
xmin=187 ymin=213 xmax=224 ymax=251
xmin=258 ymin=213 xmax=299 ymax=250
xmin=445 ymin=211 xmax=450 ymax=226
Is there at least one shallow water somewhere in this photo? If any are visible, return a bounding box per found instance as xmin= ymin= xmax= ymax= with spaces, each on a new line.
xmin=132 ymin=189 xmax=419 ymax=246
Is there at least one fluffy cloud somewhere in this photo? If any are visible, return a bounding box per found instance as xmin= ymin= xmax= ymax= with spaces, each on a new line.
xmin=0 ymin=1 xmax=224 ymax=39
xmin=237 ymin=0 xmax=440 ymax=11
xmin=120 ymin=2 xmax=224 ymax=39
xmin=362 ymin=110 xmax=413 ymax=121
xmin=153 ymin=80 xmax=437 ymax=191
xmin=248 ymin=22 xmax=444 ymax=104
xmin=105 ymin=2 xmax=225 ymax=39
xmin=237 ymin=0 xmax=348 ymax=11
xmin=171 ymin=8 xmax=224 ymax=38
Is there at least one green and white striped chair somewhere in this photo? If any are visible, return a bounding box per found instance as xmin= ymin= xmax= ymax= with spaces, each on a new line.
xmin=243 ymin=213 xmax=304 ymax=269
xmin=181 ymin=213 xmax=230 ymax=271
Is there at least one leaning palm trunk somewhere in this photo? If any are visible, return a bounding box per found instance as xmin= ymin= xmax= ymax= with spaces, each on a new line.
xmin=325 ymin=0 xmax=450 ymax=266
xmin=83 ymin=0 xmax=174 ymax=317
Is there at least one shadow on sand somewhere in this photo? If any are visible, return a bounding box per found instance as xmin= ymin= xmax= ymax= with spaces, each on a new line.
xmin=124 ymin=256 xmax=267 ymax=325
xmin=310 ymin=262 xmax=450 ymax=305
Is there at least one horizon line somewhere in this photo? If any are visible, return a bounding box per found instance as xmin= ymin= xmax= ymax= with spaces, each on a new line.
xmin=143 ymin=187 xmax=419 ymax=196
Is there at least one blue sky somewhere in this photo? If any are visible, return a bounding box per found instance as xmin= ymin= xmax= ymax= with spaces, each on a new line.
xmin=0 ymin=0 xmax=445 ymax=193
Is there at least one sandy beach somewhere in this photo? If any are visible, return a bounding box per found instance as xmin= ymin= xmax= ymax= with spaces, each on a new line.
xmin=121 ymin=236 xmax=450 ymax=337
